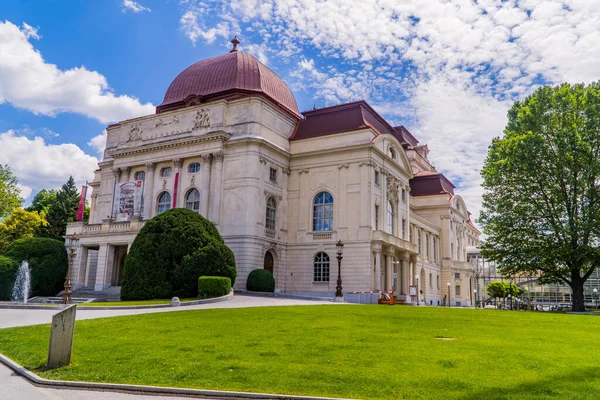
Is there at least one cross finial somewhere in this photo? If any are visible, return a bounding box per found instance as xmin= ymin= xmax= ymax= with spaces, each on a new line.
xmin=230 ymin=36 xmax=240 ymax=52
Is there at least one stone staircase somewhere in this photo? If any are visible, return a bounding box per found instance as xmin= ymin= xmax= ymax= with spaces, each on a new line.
xmin=68 ymin=286 xmax=121 ymax=302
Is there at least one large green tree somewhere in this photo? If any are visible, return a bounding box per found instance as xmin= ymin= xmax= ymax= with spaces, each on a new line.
xmin=44 ymin=176 xmax=80 ymax=239
xmin=0 ymin=208 xmax=47 ymax=252
xmin=0 ymin=165 xmax=23 ymax=219
xmin=26 ymin=189 xmax=57 ymax=214
xmin=479 ymin=83 xmax=600 ymax=311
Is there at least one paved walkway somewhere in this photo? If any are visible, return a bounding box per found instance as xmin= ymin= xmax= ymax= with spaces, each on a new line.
xmin=0 ymin=295 xmax=334 ymax=400
xmin=0 ymin=295 xmax=333 ymax=329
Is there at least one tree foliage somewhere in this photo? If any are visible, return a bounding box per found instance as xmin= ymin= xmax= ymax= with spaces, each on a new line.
xmin=0 ymin=164 xmax=23 ymax=219
xmin=246 ymin=269 xmax=276 ymax=293
xmin=0 ymin=255 xmax=19 ymax=301
xmin=487 ymin=282 xmax=507 ymax=299
xmin=121 ymin=208 xmax=237 ymax=300
xmin=479 ymin=83 xmax=600 ymax=311
xmin=26 ymin=189 xmax=57 ymax=214
xmin=43 ymin=177 xmax=80 ymax=239
xmin=0 ymin=208 xmax=48 ymax=253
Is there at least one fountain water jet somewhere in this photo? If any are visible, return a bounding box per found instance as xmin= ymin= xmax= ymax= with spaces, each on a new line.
xmin=11 ymin=260 xmax=31 ymax=303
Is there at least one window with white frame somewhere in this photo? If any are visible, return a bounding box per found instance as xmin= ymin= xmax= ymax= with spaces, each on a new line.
xmin=185 ymin=189 xmax=200 ymax=213
xmin=266 ymin=197 xmax=276 ymax=230
xmin=313 ymin=252 xmax=330 ymax=282
xmin=157 ymin=191 xmax=171 ymax=214
xmin=188 ymin=163 xmax=201 ymax=173
xmin=134 ymin=171 xmax=145 ymax=181
xmin=160 ymin=167 xmax=172 ymax=178
xmin=374 ymin=204 xmax=379 ymax=230
xmin=386 ymin=201 xmax=394 ymax=234
xmin=313 ymin=192 xmax=333 ymax=231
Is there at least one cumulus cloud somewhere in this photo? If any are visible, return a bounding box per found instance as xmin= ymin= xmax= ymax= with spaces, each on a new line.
xmin=122 ymin=0 xmax=151 ymax=13
xmin=88 ymin=130 xmax=107 ymax=158
xmin=0 ymin=21 xmax=155 ymax=124
xmin=176 ymin=0 xmax=600 ymax=225
xmin=0 ymin=130 xmax=98 ymax=200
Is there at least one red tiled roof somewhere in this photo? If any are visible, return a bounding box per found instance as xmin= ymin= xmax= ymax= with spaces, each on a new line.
xmin=156 ymin=51 xmax=299 ymax=117
xmin=291 ymin=101 xmax=395 ymax=140
xmin=410 ymin=173 xmax=455 ymax=197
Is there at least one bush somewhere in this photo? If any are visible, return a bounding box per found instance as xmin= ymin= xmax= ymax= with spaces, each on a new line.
xmin=198 ymin=276 xmax=231 ymax=298
xmin=3 ymin=237 xmax=68 ymax=298
xmin=0 ymin=256 xmax=19 ymax=300
xmin=246 ymin=269 xmax=275 ymax=293
xmin=121 ymin=208 xmax=237 ymax=300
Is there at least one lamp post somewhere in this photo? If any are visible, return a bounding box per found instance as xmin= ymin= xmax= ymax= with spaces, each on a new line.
xmin=334 ymin=240 xmax=344 ymax=300
xmin=447 ymin=282 xmax=451 ymax=308
xmin=593 ymin=288 xmax=598 ymax=309
xmin=474 ymin=289 xmax=478 ymax=308
xmin=415 ymin=274 xmax=420 ymax=305
xmin=62 ymin=233 xmax=79 ymax=305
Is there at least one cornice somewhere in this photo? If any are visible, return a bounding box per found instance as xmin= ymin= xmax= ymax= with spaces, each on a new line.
xmin=108 ymin=132 xmax=230 ymax=158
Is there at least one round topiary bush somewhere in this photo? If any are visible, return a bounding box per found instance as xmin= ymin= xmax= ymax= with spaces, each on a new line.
xmin=0 ymin=256 xmax=19 ymax=300
xmin=3 ymin=237 xmax=68 ymax=298
xmin=246 ymin=269 xmax=275 ymax=293
xmin=121 ymin=208 xmax=237 ymax=300
xmin=198 ymin=276 xmax=231 ymax=299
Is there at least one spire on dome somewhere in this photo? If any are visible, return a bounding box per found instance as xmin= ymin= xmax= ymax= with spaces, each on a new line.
xmin=230 ymin=36 xmax=240 ymax=52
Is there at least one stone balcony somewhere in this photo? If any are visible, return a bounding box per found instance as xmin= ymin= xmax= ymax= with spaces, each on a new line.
xmin=66 ymin=217 xmax=146 ymax=237
xmin=371 ymin=230 xmax=417 ymax=253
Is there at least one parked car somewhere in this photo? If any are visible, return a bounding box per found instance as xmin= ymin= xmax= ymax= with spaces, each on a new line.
xmin=557 ymin=303 xmax=572 ymax=311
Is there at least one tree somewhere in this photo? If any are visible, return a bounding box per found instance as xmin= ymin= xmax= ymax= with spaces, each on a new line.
xmin=26 ymin=189 xmax=57 ymax=214
xmin=44 ymin=177 xmax=80 ymax=239
xmin=479 ymin=83 xmax=600 ymax=311
xmin=487 ymin=282 xmax=506 ymax=306
xmin=0 ymin=165 xmax=23 ymax=219
xmin=0 ymin=208 xmax=47 ymax=252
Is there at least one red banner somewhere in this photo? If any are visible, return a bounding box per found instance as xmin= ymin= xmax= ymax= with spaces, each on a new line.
xmin=173 ymin=172 xmax=179 ymax=208
xmin=76 ymin=185 xmax=87 ymax=221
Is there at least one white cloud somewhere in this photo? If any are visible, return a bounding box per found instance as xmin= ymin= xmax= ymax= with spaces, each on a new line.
xmin=180 ymin=11 xmax=232 ymax=45
xmin=0 ymin=131 xmax=98 ymax=200
xmin=0 ymin=21 xmax=155 ymax=124
xmin=20 ymin=22 xmax=40 ymax=40
xmin=122 ymin=0 xmax=151 ymax=13
xmin=88 ymin=130 xmax=107 ymax=158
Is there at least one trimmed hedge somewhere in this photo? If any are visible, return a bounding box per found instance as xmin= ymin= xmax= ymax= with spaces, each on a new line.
xmin=0 ymin=256 xmax=19 ymax=300
xmin=121 ymin=208 xmax=237 ymax=300
xmin=198 ymin=276 xmax=231 ymax=298
xmin=2 ymin=237 xmax=68 ymax=298
xmin=246 ymin=269 xmax=275 ymax=293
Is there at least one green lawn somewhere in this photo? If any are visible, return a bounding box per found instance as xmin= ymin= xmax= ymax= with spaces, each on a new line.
xmin=1 ymin=306 xmax=599 ymax=399
xmin=79 ymin=298 xmax=197 ymax=307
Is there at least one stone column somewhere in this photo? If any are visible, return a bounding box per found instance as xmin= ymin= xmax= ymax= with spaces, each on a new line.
xmin=89 ymin=193 xmax=98 ymax=223
xmin=374 ymin=250 xmax=382 ymax=291
xmin=209 ymin=152 xmax=224 ymax=224
xmin=172 ymin=158 xmax=183 ymax=208
xmin=143 ymin=163 xmax=156 ymax=220
xmin=386 ymin=253 xmax=393 ymax=291
xmin=200 ymin=153 xmax=212 ymax=217
xmin=358 ymin=163 xmax=370 ymax=227
xmin=338 ymin=164 xmax=348 ymax=229
xmin=111 ymin=168 xmax=121 ymax=217
xmin=94 ymin=244 xmax=110 ymax=291
xmin=381 ymin=170 xmax=387 ymax=233
xmin=73 ymin=246 xmax=88 ymax=289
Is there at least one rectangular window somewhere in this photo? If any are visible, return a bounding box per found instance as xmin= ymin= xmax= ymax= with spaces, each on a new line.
xmin=402 ymin=219 xmax=406 ymax=239
xmin=374 ymin=170 xmax=380 ymax=185
xmin=409 ymin=225 xmax=413 ymax=243
xmin=426 ymin=234 xmax=430 ymax=258
xmin=454 ymin=272 xmax=461 ymax=279
xmin=269 ymin=167 xmax=277 ymax=183
xmin=429 ymin=273 xmax=432 ymax=288
xmin=374 ymin=205 xmax=379 ymax=230
xmin=437 ymin=275 xmax=440 ymax=289
xmin=455 ymin=285 xmax=461 ymax=296
xmin=402 ymin=188 xmax=406 ymax=202
xmin=418 ymin=230 xmax=422 ymax=254
xmin=433 ymin=237 xmax=437 ymax=262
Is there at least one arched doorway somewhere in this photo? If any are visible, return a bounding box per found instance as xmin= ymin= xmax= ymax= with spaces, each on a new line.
xmin=264 ymin=251 xmax=274 ymax=275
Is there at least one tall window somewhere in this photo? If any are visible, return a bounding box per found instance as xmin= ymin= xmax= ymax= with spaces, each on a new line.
xmin=188 ymin=163 xmax=201 ymax=173
xmin=387 ymin=201 xmax=394 ymax=234
xmin=266 ymin=197 xmax=276 ymax=230
xmin=313 ymin=252 xmax=330 ymax=282
xmin=457 ymin=238 xmax=461 ymax=259
xmin=134 ymin=171 xmax=145 ymax=181
xmin=157 ymin=191 xmax=171 ymax=214
xmin=418 ymin=230 xmax=422 ymax=254
xmin=185 ymin=189 xmax=200 ymax=213
xmin=374 ymin=170 xmax=380 ymax=185
xmin=402 ymin=188 xmax=406 ymax=202
xmin=429 ymin=273 xmax=433 ymax=288
xmin=269 ymin=167 xmax=277 ymax=183
xmin=455 ymin=285 xmax=461 ymax=296
xmin=426 ymin=234 xmax=430 ymax=258
xmin=410 ymin=225 xmax=413 ymax=243
xmin=313 ymin=192 xmax=333 ymax=231
xmin=374 ymin=205 xmax=379 ymax=230
xmin=433 ymin=237 xmax=437 ymax=263
xmin=402 ymin=219 xmax=406 ymax=239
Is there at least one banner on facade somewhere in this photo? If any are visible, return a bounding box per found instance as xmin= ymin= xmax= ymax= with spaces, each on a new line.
xmin=113 ymin=180 xmax=143 ymax=217
xmin=76 ymin=185 xmax=87 ymax=221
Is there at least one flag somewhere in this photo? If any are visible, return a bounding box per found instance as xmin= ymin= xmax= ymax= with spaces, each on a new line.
xmin=77 ymin=185 xmax=87 ymax=221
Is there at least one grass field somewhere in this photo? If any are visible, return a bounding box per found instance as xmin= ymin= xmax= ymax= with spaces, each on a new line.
xmin=1 ymin=305 xmax=599 ymax=399
xmin=80 ymin=298 xmax=197 ymax=307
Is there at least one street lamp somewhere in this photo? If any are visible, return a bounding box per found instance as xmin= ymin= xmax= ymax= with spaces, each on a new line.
xmin=334 ymin=240 xmax=344 ymax=299
xmin=447 ymin=282 xmax=451 ymax=308
xmin=62 ymin=233 xmax=79 ymax=305
xmin=474 ymin=289 xmax=478 ymax=308
xmin=415 ymin=274 xmax=420 ymax=305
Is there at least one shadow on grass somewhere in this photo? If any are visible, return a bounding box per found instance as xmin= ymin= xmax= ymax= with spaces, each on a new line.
xmin=459 ymin=367 xmax=599 ymax=400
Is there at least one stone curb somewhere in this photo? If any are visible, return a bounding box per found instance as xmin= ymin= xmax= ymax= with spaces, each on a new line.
xmin=0 ymin=352 xmax=351 ymax=400
xmin=0 ymin=292 xmax=234 ymax=311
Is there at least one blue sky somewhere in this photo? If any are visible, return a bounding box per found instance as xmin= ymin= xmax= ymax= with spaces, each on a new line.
xmin=1 ymin=0 xmax=599 ymax=223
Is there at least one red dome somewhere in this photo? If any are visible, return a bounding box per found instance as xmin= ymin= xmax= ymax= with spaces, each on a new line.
xmin=157 ymin=51 xmax=299 ymax=117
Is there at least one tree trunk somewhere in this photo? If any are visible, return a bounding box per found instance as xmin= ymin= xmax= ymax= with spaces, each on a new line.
xmin=571 ymin=274 xmax=586 ymax=312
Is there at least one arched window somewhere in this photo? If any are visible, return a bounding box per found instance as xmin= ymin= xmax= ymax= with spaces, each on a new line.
xmin=185 ymin=189 xmax=200 ymax=213
xmin=157 ymin=191 xmax=171 ymax=214
xmin=266 ymin=197 xmax=276 ymax=230
xmin=134 ymin=171 xmax=145 ymax=181
xmin=313 ymin=192 xmax=333 ymax=231
xmin=313 ymin=252 xmax=330 ymax=282
xmin=386 ymin=201 xmax=394 ymax=234
xmin=188 ymin=163 xmax=201 ymax=173
xmin=160 ymin=167 xmax=172 ymax=178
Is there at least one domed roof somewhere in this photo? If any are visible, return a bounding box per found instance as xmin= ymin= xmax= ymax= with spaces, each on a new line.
xmin=157 ymin=44 xmax=299 ymax=117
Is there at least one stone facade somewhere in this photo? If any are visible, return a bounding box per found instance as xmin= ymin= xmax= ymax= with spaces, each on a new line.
xmin=67 ymin=49 xmax=480 ymax=305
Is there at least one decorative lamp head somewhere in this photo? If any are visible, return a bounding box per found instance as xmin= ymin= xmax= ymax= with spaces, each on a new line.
xmin=447 ymin=282 xmax=451 ymax=287
xmin=336 ymin=240 xmax=344 ymax=255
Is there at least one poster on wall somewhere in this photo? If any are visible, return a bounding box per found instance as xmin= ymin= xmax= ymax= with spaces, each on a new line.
xmin=113 ymin=180 xmax=143 ymax=219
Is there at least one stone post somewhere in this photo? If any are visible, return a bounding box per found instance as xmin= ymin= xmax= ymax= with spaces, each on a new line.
xmin=209 ymin=151 xmax=224 ymax=224
xmin=200 ymin=153 xmax=212 ymax=217
xmin=143 ymin=163 xmax=156 ymax=220
xmin=47 ymin=305 xmax=76 ymax=369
